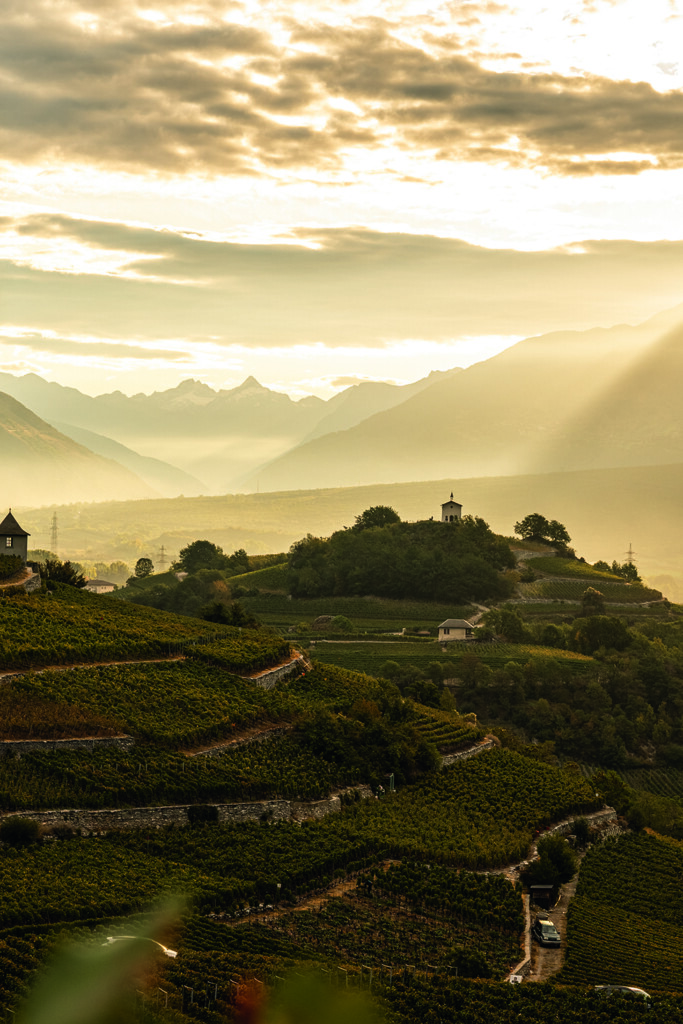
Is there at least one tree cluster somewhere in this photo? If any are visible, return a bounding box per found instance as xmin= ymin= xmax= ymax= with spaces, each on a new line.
xmin=514 ymin=513 xmax=571 ymax=550
xmin=458 ymin=621 xmax=683 ymax=768
xmin=288 ymin=514 xmax=516 ymax=603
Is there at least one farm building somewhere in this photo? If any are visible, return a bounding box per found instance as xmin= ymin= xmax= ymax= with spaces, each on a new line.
xmin=84 ymin=579 xmax=116 ymax=594
xmin=438 ymin=618 xmax=474 ymax=642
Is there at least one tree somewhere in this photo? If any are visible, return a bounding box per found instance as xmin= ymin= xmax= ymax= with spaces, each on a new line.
xmin=352 ymin=506 xmax=401 ymax=531
xmin=134 ymin=557 xmax=154 ymax=578
xmin=514 ymin=513 xmax=550 ymax=542
xmin=175 ymin=540 xmax=228 ymax=574
xmin=581 ymin=587 xmax=605 ymax=616
xmin=41 ymin=559 xmax=87 ymax=588
xmin=514 ymin=513 xmax=571 ymax=548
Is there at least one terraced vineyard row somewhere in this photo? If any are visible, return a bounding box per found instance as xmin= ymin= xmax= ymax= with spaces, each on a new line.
xmin=581 ymin=765 xmax=683 ymax=802
xmin=0 ymin=586 xmax=227 ymax=669
xmin=559 ymin=832 xmax=683 ymax=991
xmin=0 ymin=738 xmax=355 ymax=810
xmin=517 ymin=579 xmax=662 ymax=603
xmin=412 ymin=711 xmax=480 ymax=751
xmin=0 ymin=661 xmax=411 ymax=747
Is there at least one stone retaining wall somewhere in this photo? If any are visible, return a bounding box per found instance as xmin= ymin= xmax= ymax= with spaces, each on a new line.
xmin=188 ymin=726 xmax=294 ymax=759
xmin=245 ymin=653 xmax=307 ymax=690
xmin=0 ymin=785 xmax=373 ymax=834
xmin=441 ymin=737 xmax=497 ymax=766
xmin=0 ymin=735 xmax=135 ymax=757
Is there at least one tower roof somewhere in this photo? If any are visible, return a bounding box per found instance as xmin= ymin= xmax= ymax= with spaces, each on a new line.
xmin=0 ymin=510 xmax=29 ymax=537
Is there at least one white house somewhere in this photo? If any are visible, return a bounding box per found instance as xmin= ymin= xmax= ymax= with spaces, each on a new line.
xmin=84 ymin=579 xmax=116 ymax=594
xmin=441 ymin=493 xmax=462 ymax=522
xmin=438 ymin=618 xmax=474 ymax=642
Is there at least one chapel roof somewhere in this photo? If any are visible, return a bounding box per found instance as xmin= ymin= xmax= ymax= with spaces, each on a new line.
xmin=0 ymin=510 xmax=29 ymax=537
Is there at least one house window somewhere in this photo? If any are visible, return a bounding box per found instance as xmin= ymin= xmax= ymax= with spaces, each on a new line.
xmin=443 ymin=628 xmax=449 ymax=634
xmin=5 ymin=537 xmax=12 ymax=548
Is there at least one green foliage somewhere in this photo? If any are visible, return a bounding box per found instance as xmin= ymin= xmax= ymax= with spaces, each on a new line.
xmin=560 ymin=832 xmax=683 ymax=991
xmin=581 ymin=586 xmax=606 ymax=616
xmin=288 ymin=517 xmax=516 ymax=603
xmin=534 ymin=557 xmax=622 ymax=581
xmin=571 ymin=615 xmax=632 ymax=654
xmin=352 ymin=506 xmax=401 ymax=531
xmin=133 ymin=557 xmax=154 ymax=578
xmin=40 ymin=560 xmax=87 ymax=589
xmin=174 ymin=539 xmax=228 ymax=574
xmin=187 ymin=630 xmax=291 ymax=674
xmin=199 ymin=598 xmax=259 ymax=628
xmin=0 ymin=555 xmax=23 ymax=581
xmin=522 ymin=834 xmax=577 ymax=895
xmin=514 ymin=514 xmax=571 ymax=548
xmin=0 ymin=816 xmax=40 ymax=846
xmin=483 ymin=607 xmax=531 ymax=643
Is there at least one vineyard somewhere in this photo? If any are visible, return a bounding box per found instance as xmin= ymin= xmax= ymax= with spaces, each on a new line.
xmin=325 ymin=748 xmax=598 ymax=869
xmin=0 ymin=661 xmax=474 ymax=753
xmin=517 ymin=579 xmax=662 ymax=603
xmin=559 ymin=832 xmax=683 ymax=991
xmin=526 ymin=558 xmax=624 ymax=581
xmin=582 ymin=765 xmax=683 ymax=802
xmin=0 ymin=739 xmax=358 ymax=810
xmin=186 ymin=633 xmax=292 ymax=674
xmin=0 ymin=586 xmax=230 ymax=669
xmin=310 ymin=640 xmax=593 ymax=677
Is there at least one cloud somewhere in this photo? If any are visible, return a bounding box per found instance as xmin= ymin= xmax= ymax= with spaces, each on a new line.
xmin=0 ymin=329 xmax=188 ymax=361
xmin=1 ymin=2 xmax=683 ymax=178
xmin=3 ymin=213 xmax=683 ymax=349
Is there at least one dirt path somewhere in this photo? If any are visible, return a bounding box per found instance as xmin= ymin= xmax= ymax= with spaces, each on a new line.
xmin=526 ymin=858 xmax=583 ymax=982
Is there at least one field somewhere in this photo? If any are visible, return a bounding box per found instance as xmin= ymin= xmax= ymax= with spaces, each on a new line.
xmin=310 ymin=640 xmax=593 ymax=677
xmin=559 ymin=832 xmax=683 ymax=991
xmin=239 ymin=591 xmax=476 ymax=632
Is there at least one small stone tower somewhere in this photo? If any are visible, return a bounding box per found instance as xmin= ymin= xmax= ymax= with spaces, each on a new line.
xmin=441 ymin=492 xmax=462 ymax=523
xmin=0 ymin=510 xmax=30 ymax=564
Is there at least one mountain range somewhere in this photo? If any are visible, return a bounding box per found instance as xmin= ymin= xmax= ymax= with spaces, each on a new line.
xmin=0 ymin=392 xmax=155 ymax=505
xmin=3 ymin=300 xmax=683 ymax=506
xmin=241 ymin=303 xmax=683 ymax=491
xmin=0 ymin=368 xmax=460 ymax=500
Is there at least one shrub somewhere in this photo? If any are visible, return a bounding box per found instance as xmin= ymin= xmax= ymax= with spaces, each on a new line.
xmin=187 ymin=804 xmax=219 ymax=825
xmin=0 ymin=816 xmax=40 ymax=846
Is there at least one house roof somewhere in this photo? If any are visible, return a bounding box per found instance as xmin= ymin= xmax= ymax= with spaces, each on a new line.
xmin=0 ymin=510 xmax=29 ymax=537
xmin=86 ymin=579 xmax=115 ymax=587
xmin=439 ymin=619 xmax=474 ymax=629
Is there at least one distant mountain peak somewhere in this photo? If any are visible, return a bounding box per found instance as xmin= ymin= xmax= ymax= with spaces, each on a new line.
xmin=235 ymin=376 xmax=267 ymax=392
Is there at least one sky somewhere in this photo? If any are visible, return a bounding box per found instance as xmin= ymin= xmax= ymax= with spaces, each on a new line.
xmin=3 ymin=0 xmax=683 ymax=398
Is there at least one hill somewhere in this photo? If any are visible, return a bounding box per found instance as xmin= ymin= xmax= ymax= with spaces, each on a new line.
xmin=241 ymin=304 xmax=683 ymax=491
xmin=18 ymin=461 xmax=683 ymax=587
xmin=53 ymin=421 xmax=207 ymax=497
xmin=0 ymin=392 xmax=155 ymax=504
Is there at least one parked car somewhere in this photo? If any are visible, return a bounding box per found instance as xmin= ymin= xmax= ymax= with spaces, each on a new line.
xmin=531 ymin=915 xmax=561 ymax=947
xmin=103 ymin=936 xmax=177 ymax=958
xmin=595 ymin=985 xmax=651 ymax=1005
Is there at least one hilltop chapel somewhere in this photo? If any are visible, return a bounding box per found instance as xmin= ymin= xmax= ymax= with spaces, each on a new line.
xmin=0 ymin=510 xmax=30 ymax=564
xmin=441 ymin=493 xmax=462 ymax=522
